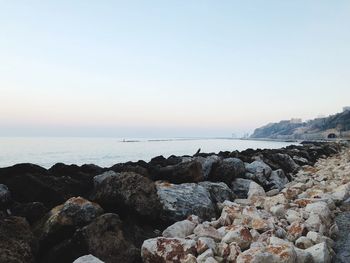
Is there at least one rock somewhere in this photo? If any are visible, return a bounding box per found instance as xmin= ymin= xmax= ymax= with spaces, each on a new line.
xmin=285 ymin=209 xmax=302 ymax=224
xmin=269 ymin=169 xmax=289 ymax=190
xmin=0 ymin=216 xmax=37 ymax=263
xmin=11 ymin=202 xmax=47 ymax=224
xmin=197 ymin=249 xmax=214 ymax=263
xmin=0 ymin=184 xmax=11 ymax=209
xmin=156 ymin=182 xmax=216 ymax=222
xmin=162 ymin=219 xmax=197 ymax=238
xmin=198 ymin=181 xmax=235 ymax=203
xmin=305 ymin=242 xmax=331 ymax=263
xmin=286 ymin=221 xmax=307 ymax=242
xmin=231 ymin=178 xmax=253 ymax=198
xmin=194 ymin=224 xmax=222 ymax=241
xmin=73 ymin=255 xmax=104 ymax=263
xmin=263 ymin=194 xmax=288 ymax=211
xmin=294 ymin=247 xmax=314 ymax=263
xmin=266 ymin=189 xmax=279 ymax=196
xmin=245 ymin=160 xmax=272 ymax=186
xmin=271 ymin=153 xmax=300 ymax=174
xmin=295 ymin=236 xmax=314 ymax=249
xmin=331 ymin=183 xmax=350 ymax=202
xmin=208 ymin=158 xmax=245 ymax=185
xmin=34 ymin=197 xmax=103 ymax=250
xmin=195 ymin=155 xmax=221 ymax=179
xmin=196 ymin=237 xmax=217 ymax=254
xmin=92 ymin=172 xmax=161 ymax=220
xmin=141 ymin=237 xmax=196 ymax=263
xmin=221 ymin=225 xmax=252 ymax=249
xmin=293 ymin=156 xmax=310 ymax=166
xmin=93 ymin=171 xmax=119 ymax=187
xmin=306 ymin=231 xmax=334 ymax=248
xmin=153 ymin=160 xmax=204 ymax=183
xmin=270 ymin=204 xmax=286 ymax=218
xmin=248 ymin=181 xmax=266 ymax=199
xmin=305 ymin=213 xmax=325 ymax=233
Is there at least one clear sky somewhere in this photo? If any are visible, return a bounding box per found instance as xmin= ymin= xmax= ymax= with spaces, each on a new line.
xmin=1 ymin=1 xmax=349 ymax=137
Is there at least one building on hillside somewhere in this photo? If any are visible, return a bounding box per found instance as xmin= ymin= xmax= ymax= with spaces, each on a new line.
xmin=290 ymin=118 xmax=302 ymax=124
xmin=343 ymin=106 xmax=350 ymax=112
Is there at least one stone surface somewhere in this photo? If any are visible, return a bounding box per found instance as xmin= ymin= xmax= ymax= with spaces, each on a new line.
xmin=208 ymin=158 xmax=245 ymax=185
xmin=73 ymin=255 xmax=104 ymax=263
xmin=162 ymin=219 xmax=197 ymax=238
xmin=198 ymin=181 xmax=235 ymax=203
xmin=305 ymin=242 xmax=331 ymax=263
xmin=231 ymin=178 xmax=253 ymax=198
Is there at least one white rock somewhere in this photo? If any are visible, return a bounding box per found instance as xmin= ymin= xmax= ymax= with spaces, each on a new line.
xmin=162 ymin=219 xmax=196 ymax=238
xmin=270 ymin=204 xmax=285 ymax=218
xmin=221 ymin=225 xmax=252 ymax=249
xmin=196 ymin=237 xmax=216 ymax=254
xmin=295 ymin=236 xmax=314 ymax=249
xmin=285 ymin=209 xmax=303 ymax=224
xmin=73 ymin=255 xmax=104 ymax=263
xmin=248 ymin=181 xmax=266 ymax=199
xmin=305 ymin=242 xmax=331 ymax=263
xmin=305 ymin=202 xmax=331 ymax=219
xmin=197 ymin=249 xmax=214 ymax=263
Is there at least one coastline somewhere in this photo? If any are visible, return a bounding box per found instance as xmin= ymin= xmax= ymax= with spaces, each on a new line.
xmin=0 ymin=141 xmax=347 ymax=263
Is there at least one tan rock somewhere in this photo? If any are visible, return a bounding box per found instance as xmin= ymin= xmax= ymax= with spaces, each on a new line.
xmin=194 ymin=224 xmax=222 ymax=241
xmin=221 ymin=225 xmax=252 ymax=249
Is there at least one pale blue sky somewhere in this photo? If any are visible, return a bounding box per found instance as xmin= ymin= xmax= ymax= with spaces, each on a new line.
xmin=1 ymin=1 xmax=349 ymax=137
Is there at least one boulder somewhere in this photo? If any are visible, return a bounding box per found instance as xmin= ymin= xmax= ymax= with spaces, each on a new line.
xmin=93 ymin=171 xmax=119 ymax=187
xmin=141 ymin=237 xmax=197 ymax=263
xmin=0 ymin=216 xmax=37 ymax=263
xmin=221 ymin=225 xmax=252 ymax=249
xmin=198 ymin=181 xmax=235 ymax=203
xmin=11 ymin=202 xmax=47 ymax=224
xmin=270 ymin=153 xmax=300 ymax=174
xmin=34 ymin=197 xmax=103 ymax=250
xmin=231 ymin=178 xmax=253 ymax=198
xmin=156 ymin=182 xmax=216 ymax=222
xmin=73 ymin=255 xmax=104 ymax=263
xmin=193 ymin=224 xmax=222 ymax=241
xmin=269 ymin=169 xmax=289 ymax=190
xmin=244 ymin=161 xmax=272 ymax=187
xmin=195 ymin=155 xmax=221 ymax=179
xmin=0 ymin=184 xmax=11 ymax=209
xmin=295 ymin=236 xmax=313 ymax=249
xmin=248 ymin=181 xmax=266 ymax=199
xmin=305 ymin=242 xmax=331 ymax=263
xmin=92 ymin=172 xmax=161 ymax=220
xmin=153 ymin=160 xmax=204 ymax=183
xmin=208 ymin=158 xmax=245 ymax=185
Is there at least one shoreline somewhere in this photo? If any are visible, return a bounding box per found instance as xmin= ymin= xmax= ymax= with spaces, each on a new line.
xmin=0 ymin=141 xmax=347 ymax=263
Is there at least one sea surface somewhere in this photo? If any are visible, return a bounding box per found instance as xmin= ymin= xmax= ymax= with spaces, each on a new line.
xmin=0 ymin=137 xmax=297 ymax=168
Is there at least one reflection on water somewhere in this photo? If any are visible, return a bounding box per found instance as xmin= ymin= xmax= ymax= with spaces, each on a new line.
xmin=0 ymin=137 xmax=297 ymax=168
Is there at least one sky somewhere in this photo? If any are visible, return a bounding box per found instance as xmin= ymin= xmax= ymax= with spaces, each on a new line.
xmin=0 ymin=1 xmax=349 ymax=138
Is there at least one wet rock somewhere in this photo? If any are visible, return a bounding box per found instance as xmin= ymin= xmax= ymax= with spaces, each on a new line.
xmin=0 ymin=216 xmax=38 ymax=263
xmin=11 ymin=202 xmax=47 ymax=224
xmin=92 ymin=172 xmax=161 ymax=220
xmin=208 ymin=158 xmax=245 ymax=185
xmin=0 ymin=184 xmax=11 ymax=209
xmin=156 ymin=182 xmax=216 ymax=222
xmin=153 ymin=160 xmax=204 ymax=183
xmin=34 ymin=197 xmax=103 ymax=250
xmin=141 ymin=237 xmax=196 ymax=263
xmin=305 ymin=242 xmax=331 ymax=263
xmin=73 ymin=255 xmax=104 ymax=263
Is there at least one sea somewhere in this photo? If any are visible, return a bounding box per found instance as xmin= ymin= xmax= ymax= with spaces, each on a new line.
xmin=0 ymin=137 xmax=297 ymax=169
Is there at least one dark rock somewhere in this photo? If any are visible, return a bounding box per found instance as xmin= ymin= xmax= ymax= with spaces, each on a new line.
xmin=195 ymin=155 xmax=221 ymax=179
xmin=208 ymin=158 xmax=245 ymax=185
xmin=231 ymin=178 xmax=254 ymax=198
xmin=269 ymin=169 xmax=289 ymax=190
xmin=92 ymin=172 xmax=161 ymax=221
xmin=270 ymin=153 xmax=300 ymax=174
xmin=152 ymin=160 xmax=204 ymax=184
xmin=198 ymin=181 xmax=235 ymax=203
xmin=109 ymin=163 xmax=149 ymax=178
xmin=156 ymin=182 xmax=216 ymax=223
xmin=0 ymin=216 xmax=38 ymax=263
xmin=0 ymin=184 xmax=12 ymax=209
xmin=244 ymin=160 xmax=272 ymax=187
xmin=11 ymin=202 xmax=47 ymax=225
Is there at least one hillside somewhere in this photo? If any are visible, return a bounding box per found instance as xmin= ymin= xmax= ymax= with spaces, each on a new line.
xmin=250 ymin=109 xmax=350 ymax=140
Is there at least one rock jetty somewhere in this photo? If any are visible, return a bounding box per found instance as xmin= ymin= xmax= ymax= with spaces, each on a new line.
xmin=0 ymin=141 xmax=348 ymax=263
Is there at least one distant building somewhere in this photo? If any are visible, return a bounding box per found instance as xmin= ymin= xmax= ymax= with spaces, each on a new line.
xmin=343 ymin=106 xmax=350 ymax=112
xmin=290 ymin=118 xmax=302 ymax=124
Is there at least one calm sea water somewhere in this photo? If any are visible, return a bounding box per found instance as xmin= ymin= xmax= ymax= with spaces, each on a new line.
xmin=0 ymin=137 xmax=297 ymax=168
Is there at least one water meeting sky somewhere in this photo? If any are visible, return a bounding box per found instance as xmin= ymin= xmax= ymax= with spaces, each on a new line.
xmin=1 ymin=1 xmax=349 ymax=137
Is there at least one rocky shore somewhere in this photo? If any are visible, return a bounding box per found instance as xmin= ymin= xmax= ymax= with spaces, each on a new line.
xmin=0 ymin=141 xmax=348 ymax=263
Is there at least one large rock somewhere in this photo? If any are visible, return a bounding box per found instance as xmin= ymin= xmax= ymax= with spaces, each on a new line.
xmin=92 ymin=172 xmax=161 ymax=220
xmin=73 ymin=255 xmax=104 ymax=263
xmin=269 ymin=169 xmax=289 ymax=190
xmin=141 ymin=237 xmax=197 ymax=263
xmin=195 ymin=155 xmax=221 ymax=179
xmin=0 ymin=216 xmax=37 ymax=263
xmin=198 ymin=181 xmax=235 ymax=203
xmin=11 ymin=202 xmax=47 ymax=225
xmin=156 ymin=182 xmax=216 ymax=222
xmin=152 ymin=160 xmax=204 ymax=183
xmin=208 ymin=158 xmax=245 ymax=185
xmin=34 ymin=197 xmax=103 ymax=250
xmin=244 ymin=161 xmax=272 ymax=187
xmin=231 ymin=178 xmax=254 ymax=198
xmin=305 ymin=242 xmax=331 ymax=263
xmin=162 ymin=217 xmax=198 ymax=238
xmin=270 ymin=153 xmax=300 ymax=174
xmin=0 ymin=183 xmax=11 ymax=209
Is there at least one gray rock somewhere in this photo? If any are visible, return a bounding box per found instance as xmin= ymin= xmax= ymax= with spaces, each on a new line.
xmin=208 ymin=158 xmax=245 ymax=185
xmin=73 ymin=255 xmax=104 ymax=263
xmin=0 ymin=184 xmax=11 ymax=209
xmin=231 ymin=178 xmax=254 ymax=198
xmin=305 ymin=242 xmax=331 ymax=263
xmin=156 ymin=182 xmax=216 ymax=222
xmin=245 ymin=160 xmax=272 ymax=186
xmin=195 ymin=156 xmax=221 ymax=179
xmin=93 ymin=171 xmax=119 ymax=187
xmin=162 ymin=219 xmax=197 ymax=238
xmin=269 ymin=169 xmax=289 ymax=190
xmin=198 ymin=181 xmax=235 ymax=203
